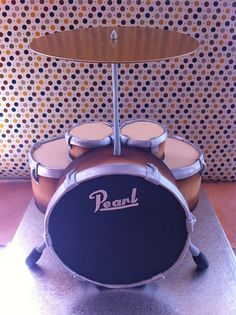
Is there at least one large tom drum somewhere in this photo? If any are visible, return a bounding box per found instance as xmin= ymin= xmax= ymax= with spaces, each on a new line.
xmin=29 ymin=137 xmax=71 ymax=214
xmin=164 ymin=136 xmax=205 ymax=211
xmin=44 ymin=146 xmax=195 ymax=288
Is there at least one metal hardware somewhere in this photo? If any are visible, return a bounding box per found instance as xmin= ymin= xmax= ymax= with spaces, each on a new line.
xmin=189 ymin=242 xmax=200 ymax=256
xmin=186 ymin=213 xmax=196 ymax=233
xmin=31 ymin=163 xmax=39 ymax=183
xmin=145 ymin=163 xmax=160 ymax=184
xmin=199 ymin=157 xmax=206 ymax=175
xmin=111 ymin=30 xmax=118 ymax=40
xmin=65 ymin=169 xmax=77 ymax=186
xmin=112 ymin=63 xmax=121 ymax=156
xmin=65 ymin=133 xmax=73 ymax=149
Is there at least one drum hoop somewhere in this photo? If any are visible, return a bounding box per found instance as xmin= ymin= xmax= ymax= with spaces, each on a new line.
xmin=166 ymin=136 xmax=206 ymax=179
xmin=120 ymin=119 xmax=168 ymax=149
xmin=29 ymin=136 xmax=72 ymax=179
xmin=66 ymin=122 xmax=113 ymax=148
xmin=43 ymin=163 xmax=195 ymax=288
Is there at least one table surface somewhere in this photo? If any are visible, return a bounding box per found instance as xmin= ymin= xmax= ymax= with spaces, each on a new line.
xmin=29 ymin=26 xmax=199 ymax=63
xmin=0 ymin=190 xmax=236 ymax=315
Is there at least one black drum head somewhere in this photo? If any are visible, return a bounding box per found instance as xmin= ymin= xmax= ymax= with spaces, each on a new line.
xmin=47 ymin=174 xmax=188 ymax=286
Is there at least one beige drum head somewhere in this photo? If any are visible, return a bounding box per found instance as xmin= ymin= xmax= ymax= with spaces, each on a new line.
xmin=32 ymin=138 xmax=71 ymax=169
xmin=121 ymin=121 xmax=164 ymax=141
xmin=164 ymin=137 xmax=199 ymax=169
xmin=70 ymin=122 xmax=113 ymax=141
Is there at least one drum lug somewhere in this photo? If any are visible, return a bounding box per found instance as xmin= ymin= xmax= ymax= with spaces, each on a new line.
xmin=109 ymin=134 xmax=114 ymax=144
xmin=145 ymin=163 xmax=160 ymax=184
xmin=32 ymin=163 xmax=39 ymax=184
xmin=151 ymin=145 xmax=159 ymax=155
xmin=199 ymin=157 xmax=206 ymax=175
xmin=150 ymin=138 xmax=160 ymax=155
xmin=64 ymin=169 xmax=77 ymax=187
xmin=186 ymin=213 xmax=196 ymax=233
xmin=120 ymin=134 xmax=128 ymax=145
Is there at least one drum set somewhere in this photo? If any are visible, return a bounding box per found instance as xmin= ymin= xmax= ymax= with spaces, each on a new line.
xmin=25 ymin=26 xmax=209 ymax=289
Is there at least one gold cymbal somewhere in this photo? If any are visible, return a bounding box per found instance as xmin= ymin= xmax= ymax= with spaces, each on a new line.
xmin=29 ymin=26 xmax=199 ymax=64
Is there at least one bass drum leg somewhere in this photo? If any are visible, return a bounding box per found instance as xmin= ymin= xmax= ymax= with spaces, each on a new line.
xmin=25 ymin=241 xmax=46 ymax=268
xmin=189 ymin=242 xmax=209 ymax=271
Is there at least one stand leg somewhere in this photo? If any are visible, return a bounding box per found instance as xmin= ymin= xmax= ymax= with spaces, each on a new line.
xmin=112 ymin=63 xmax=121 ymax=156
xmin=25 ymin=241 xmax=46 ymax=268
xmin=189 ymin=242 xmax=209 ymax=271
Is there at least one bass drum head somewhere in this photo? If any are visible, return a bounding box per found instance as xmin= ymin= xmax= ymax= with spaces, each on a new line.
xmin=46 ymin=166 xmax=188 ymax=287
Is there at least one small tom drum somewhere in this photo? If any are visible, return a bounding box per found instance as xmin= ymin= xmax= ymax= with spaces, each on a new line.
xmin=29 ymin=137 xmax=71 ymax=214
xmin=120 ymin=120 xmax=167 ymax=159
xmin=65 ymin=122 xmax=113 ymax=159
xmin=164 ymin=136 xmax=205 ymax=211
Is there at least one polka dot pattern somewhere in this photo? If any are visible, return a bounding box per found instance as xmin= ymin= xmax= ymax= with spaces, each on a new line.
xmin=0 ymin=1 xmax=235 ymax=180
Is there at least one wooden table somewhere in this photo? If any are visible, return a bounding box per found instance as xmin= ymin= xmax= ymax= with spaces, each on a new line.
xmin=0 ymin=190 xmax=235 ymax=315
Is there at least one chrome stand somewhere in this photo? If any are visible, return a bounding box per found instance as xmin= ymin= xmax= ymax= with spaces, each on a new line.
xmin=112 ymin=63 xmax=121 ymax=156
xmin=189 ymin=242 xmax=209 ymax=271
xmin=25 ymin=241 xmax=46 ymax=268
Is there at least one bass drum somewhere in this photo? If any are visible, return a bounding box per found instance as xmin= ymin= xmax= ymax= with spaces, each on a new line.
xmin=44 ymin=146 xmax=195 ymax=288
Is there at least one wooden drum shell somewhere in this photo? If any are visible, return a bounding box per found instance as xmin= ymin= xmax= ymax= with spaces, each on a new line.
xmin=58 ymin=145 xmax=177 ymax=191
xmin=164 ymin=136 xmax=205 ymax=212
xmin=31 ymin=176 xmax=59 ymax=214
xmin=176 ymin=173 xmax=202 ymax=211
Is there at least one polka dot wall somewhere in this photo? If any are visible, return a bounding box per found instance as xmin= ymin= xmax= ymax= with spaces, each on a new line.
xmin=0 ymin=1 xmax=235 ymax=180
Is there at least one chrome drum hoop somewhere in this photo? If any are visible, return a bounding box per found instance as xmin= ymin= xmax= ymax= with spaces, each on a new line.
xmin=120 ymin=119 xmax=168 ymax=154
xmin=29 ymin=136 xmax=72 ymax=181
xmin=44 ymin=162 xmax=195 ymax=289
xmin=65 ymin=121 xmax=114 ymax=149
xmin=166 ymin=135 xmax=206 ymax=180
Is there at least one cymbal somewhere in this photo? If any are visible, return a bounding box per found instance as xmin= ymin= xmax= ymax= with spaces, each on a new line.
xmin=29 ymin=26 xmax=199 ymax=64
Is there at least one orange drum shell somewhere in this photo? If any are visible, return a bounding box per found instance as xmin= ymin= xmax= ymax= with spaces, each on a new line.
xmin=69 ymin=145 xmax=90 ymax=160
xmin=176 ymin=172 xmax=202 ymax=212
xmin=58 ymin=145 xmax=177 ymax=192
xmin=31 ymin=175 xmax=59 ymax=214
xmin=124 ymin=142 xmax=165 ymax=160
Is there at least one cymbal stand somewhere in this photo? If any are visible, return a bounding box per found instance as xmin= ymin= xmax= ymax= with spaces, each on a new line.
xmin=111 ymin=30 xmax=121 ymax=156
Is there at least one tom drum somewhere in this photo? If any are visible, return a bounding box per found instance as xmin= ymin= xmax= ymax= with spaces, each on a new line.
xmin=120 ymin=120 xmax=167 ymax=159
xmin=164 ymin=136 xmax=205 ymax=211
xmin=65 ymin=122 xmax=113 ymax=159
xmin=29 ymin=137 xmax=71 ymax=214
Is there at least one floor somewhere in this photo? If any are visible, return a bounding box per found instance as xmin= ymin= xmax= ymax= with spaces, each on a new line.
xmin=0 ymin=180 xmax=235 ymax=255
xmin=202 ymin=181 xmax=236 ymax=255
xmin=0 ymin=180 xmax=32 ymax=246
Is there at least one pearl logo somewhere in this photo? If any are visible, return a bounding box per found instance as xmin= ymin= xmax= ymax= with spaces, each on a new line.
xmin=89 ymin=188 xmax=138 ymax=213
